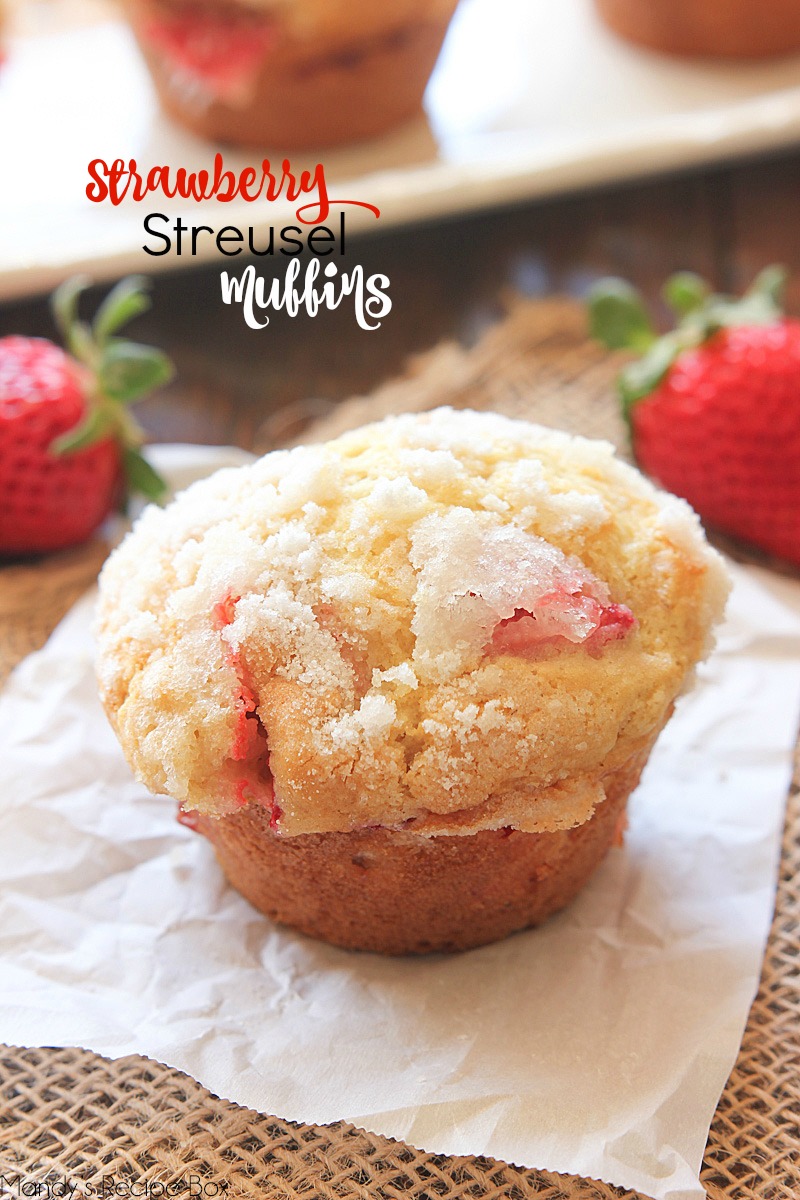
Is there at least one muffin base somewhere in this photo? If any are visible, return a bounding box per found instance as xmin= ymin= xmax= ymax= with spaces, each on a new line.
xmin=594 ymin=0 xmax=800 ymax=59
xmin=125 ymin=1 xmax=457 ymax=148
xmin=194 ymin=742 xmax=652 ymax=954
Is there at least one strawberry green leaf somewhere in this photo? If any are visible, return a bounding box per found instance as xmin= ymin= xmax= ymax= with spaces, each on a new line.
xmin=47 ymin=273 xmax=175 ymax=509
xmin=68 ymin=321 xmax=98 ymax=369
xmin=663 ymin=272 xmax=709 ymax=318
xmin=587 ymin=279 xmax=656 ymax=351
xmin=592 ymin=264 xmax=790 ymax=430
xmin=51 ymin=275 xmax=91 ymax=352
xmin=692 ymin=264 xmax=786 ymax=332
xmin=100 ymin=341 xmax=175 ymax=403
xmin=93 ymin=275 xmax=152 ymax=346
xmin=750 ymin=264 xmax=787 ymax=308
xmin=123 ymin=446 xmax=168 ymax=505
xmin=618 ymin=333 xmax=683 ymax=421
xmin=700 ymin=293 xmax=777 ymax=332
xmin=50 ymin=405 xmax=112 ymax=456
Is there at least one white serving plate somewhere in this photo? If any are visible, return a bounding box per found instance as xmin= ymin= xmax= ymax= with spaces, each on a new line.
xmin=3 ymin=0 xmax=800 ymax=301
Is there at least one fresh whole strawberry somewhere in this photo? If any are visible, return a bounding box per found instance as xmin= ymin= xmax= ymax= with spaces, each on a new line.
xmin=0 ymin=276 xmax=172 ymax=556
xmin=589 ymin=266 xmax=800 ymax=567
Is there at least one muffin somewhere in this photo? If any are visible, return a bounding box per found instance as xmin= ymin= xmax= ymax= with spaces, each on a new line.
xmin=121 ymin=0 xmax=460 ymax=148
xmin=96 ymin=409 xmax=729 ymax=954
xmin=594 ymin=0 xmax=800 ymax=59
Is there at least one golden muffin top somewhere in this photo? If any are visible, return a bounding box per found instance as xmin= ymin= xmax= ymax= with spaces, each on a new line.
xmin=96 ymin=408 xmax=729 ymax=837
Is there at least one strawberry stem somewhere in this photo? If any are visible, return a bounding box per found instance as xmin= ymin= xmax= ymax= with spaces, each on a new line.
xmin=92 ymin=275 xmax=153 ymax=345
xmin=662 ymin=272 xmax=709 ymax=318
xmin=49 ymin=276 xmax=173 ymax=506
xmin=52 ymin=275 xmax=91 ymax=359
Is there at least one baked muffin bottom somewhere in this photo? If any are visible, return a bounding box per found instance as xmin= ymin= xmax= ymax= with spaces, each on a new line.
xmin=194 ymin=735 xmax=654 ymax=955
xmin=124 ymin=0 xmax=458 ymax=148
xmin=594 ymin=0 xmax=800 ymax=59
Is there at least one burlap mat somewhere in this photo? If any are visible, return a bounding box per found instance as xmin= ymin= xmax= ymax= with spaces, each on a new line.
xmin=1 ymin=300 xmax=798 ymax=1200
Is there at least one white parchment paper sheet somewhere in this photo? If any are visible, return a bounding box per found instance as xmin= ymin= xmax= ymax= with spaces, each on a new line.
xmin=1 ymin=448 xmax=799 ymax=1200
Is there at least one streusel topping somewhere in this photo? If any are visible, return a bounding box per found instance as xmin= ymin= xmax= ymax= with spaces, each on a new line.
xmin=96 ymin=408 xmax=728 ymax=836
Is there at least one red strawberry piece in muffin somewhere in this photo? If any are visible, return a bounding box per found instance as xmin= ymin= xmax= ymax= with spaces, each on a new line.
xmin=140 ymin=1 xmax=276 ymax=104
xmin=121 ymin=0 xmax=462 ymax=148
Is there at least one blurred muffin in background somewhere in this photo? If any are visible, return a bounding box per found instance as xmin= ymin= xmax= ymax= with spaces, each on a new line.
xmin=594 ymin=0 xmax=800 ymax=59
xmin=121 ymin=0 xmax=460 ymax=148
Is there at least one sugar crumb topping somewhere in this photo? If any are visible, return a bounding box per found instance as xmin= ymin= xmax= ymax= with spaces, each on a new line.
xmin=96 ymin=407 xmax=729 ymax=837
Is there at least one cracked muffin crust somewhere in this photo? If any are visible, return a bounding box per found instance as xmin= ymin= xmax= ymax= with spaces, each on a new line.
xmin=96 ymin=408 xmax=728 ymax=951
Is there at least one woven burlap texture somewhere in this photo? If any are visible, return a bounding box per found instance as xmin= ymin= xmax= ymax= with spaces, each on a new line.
xmin=1 ymin=300 xmax=798 ymax=1200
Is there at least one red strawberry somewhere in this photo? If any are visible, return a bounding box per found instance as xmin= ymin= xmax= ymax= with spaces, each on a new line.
xmin=0 ymin=276 xmax=173 ymax=557
xmin=589 ymin=267 xmax=800 ymax=567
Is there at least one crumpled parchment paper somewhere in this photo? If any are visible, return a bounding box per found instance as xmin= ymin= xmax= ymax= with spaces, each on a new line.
xmin=1 ymin=446 xmax=799 ymax=1200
